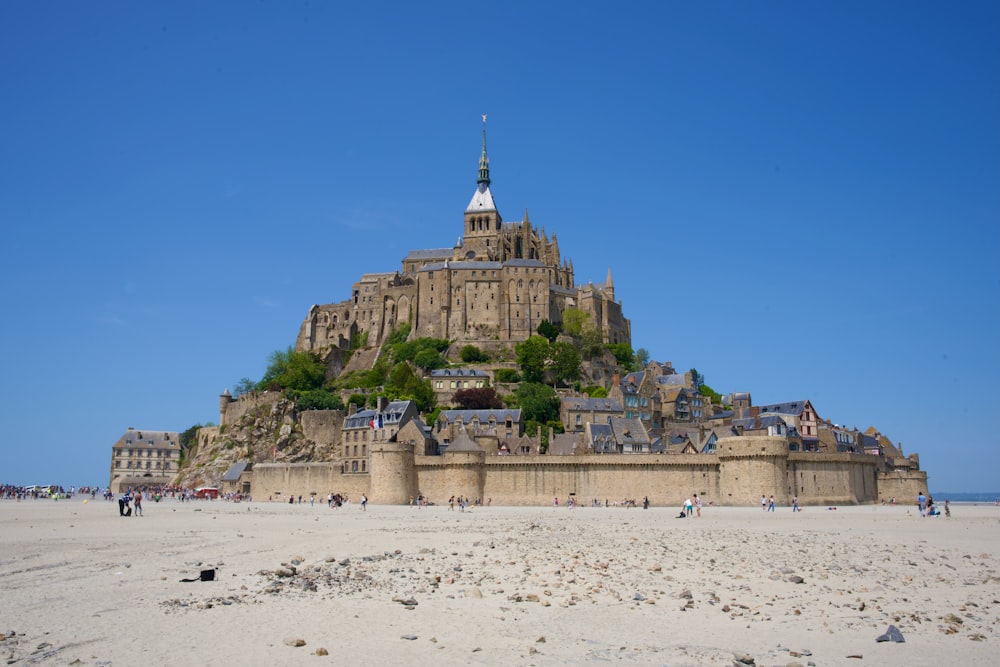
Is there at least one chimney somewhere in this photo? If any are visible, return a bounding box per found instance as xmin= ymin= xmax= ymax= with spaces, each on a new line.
xmin=749 ymin=406 xmax=760 ymax=418
xmin=348 ymin=403 xmax=357 ymax=416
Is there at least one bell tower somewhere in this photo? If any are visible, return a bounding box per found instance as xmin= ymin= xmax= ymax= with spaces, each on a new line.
xmin=462 ymin=115 xmax=502 ymax=260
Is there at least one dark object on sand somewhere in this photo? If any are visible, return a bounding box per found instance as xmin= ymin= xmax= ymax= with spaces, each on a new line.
xmin=876 ymin=625 xmax=905 ymax=643
xmin=180 ymin=568 xmax=217 ymax=582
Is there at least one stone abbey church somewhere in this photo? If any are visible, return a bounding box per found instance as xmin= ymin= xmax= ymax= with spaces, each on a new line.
xmin=296 ymin=122 xmax=631 ymax=358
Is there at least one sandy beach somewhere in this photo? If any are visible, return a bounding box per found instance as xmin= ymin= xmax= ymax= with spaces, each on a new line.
xmin=1 ymin=497 xmax=997 ymax=667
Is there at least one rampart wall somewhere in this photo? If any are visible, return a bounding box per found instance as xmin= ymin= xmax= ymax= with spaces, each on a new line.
xmin=249 ymin=440 xmax=911 ymax=507
xmin=220 ymin=391 xmax=282 ymax=427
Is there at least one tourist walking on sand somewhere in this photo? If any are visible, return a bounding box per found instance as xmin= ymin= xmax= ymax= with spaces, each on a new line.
xmin=361 ymin=494 xmax=367 ymax=511
xmin=768 ymin=496 xmax=775 ymax=512
xmin=684 ymin=497 xmax=694 ymax=517
xmin=133 ymin=491 xmax=142 ymax=517
xmin=917 ymin=491 xmax=927 ymax=517
xmin=694 ymin=494 xmax=702 ymax=517
xmin=792 ymin=496 xmax=800 ymax=512
xmin=761 ymin=495 xmax=767 ymax=511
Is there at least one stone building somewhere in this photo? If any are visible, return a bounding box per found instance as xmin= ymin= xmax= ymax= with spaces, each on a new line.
xmin=296 ymin=119 xmax=630 ymax=358
xmin=560 ymin=396 xmax=624 ymax=433
xmin=428 ymin=368 xmax=491 ymax=405
xmin=109 ymin=427 xmax=182 ymax=493
xmin=341 ymin=399 xmax=419 ymax=474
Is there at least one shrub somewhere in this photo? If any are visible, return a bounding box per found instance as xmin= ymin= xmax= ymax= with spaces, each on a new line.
xmin=494 ymin=368 xmax=521 ymax=383
xmin=459 ymin=345 xmax=490 ymax=363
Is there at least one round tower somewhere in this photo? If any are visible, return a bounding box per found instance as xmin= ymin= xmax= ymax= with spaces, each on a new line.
xmin=219 ymin=388 xmax=233 ymax=427
xmin=717 ymin=435 xmax=789 ymax=506
xmin=369 ymin=440 xmax=416 ymax=505
xmin=443 ymin=427 xmax=486 ymax=501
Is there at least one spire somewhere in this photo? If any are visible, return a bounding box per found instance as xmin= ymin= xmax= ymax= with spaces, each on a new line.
xmin=606 ymin=267 xmax=614 ymax=289
xmin=478 ymin=114 xmax=490 ymax=187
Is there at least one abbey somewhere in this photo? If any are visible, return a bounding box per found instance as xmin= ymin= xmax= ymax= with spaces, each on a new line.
xmin=296 ymin=120 xmax=630 ymax=356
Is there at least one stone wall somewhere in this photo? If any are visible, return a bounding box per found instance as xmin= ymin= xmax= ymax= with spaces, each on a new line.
xmin=877 ymin=468 xmax=930 ymax=505
xmin=251 ymin=463 xmax=368 ymax=503
xmin=220 ymin=391 xmax=282 ymax=427
xmin=248 ymin=445 xmax=900 ymax=508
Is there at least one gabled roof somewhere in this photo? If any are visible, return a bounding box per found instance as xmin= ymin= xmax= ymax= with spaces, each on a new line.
xmin=656 ymin=374 xmax=687 ymax=387
xmin=608 ymin=417 xmax=650 ymax=444
xmin=547 ymin=433 xmax=580 ymax=456
xmin=734 ymin=414 xmax=789 ymax=431
xmin=756 ymin=400 xmax=811 ymax=417
xmin=562 ymin=397 xmax=623 ymax=412
xmin=439 ymin=408 xmax=522 ymax=423
xmin=344 ymin=400 xmax=415 ymax=429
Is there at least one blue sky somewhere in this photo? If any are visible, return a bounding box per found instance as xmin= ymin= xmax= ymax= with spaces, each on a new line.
xmin=1 ymin=1 xmax=997 ymax=493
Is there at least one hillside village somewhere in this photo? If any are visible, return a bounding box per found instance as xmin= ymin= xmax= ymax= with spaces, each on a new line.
xmin=109 ymin=123 xmax=927 ymax=505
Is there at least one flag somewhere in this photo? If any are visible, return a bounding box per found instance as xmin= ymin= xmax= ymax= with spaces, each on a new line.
xmin=370 ymin=413 xmax=383 ymax=429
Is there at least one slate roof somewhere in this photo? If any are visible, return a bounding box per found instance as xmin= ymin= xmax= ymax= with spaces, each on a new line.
xmin=222 ymin=461 xmax=250 ymax=482
xmin=418 ymin=260 xmax=502 ymax=272
xmin=733 ymin=415 xmax=790 ymax=431
xmin=113 ymin=429 xmax=181 ymax=449
xmin=403 ymin=248 xmax=454 ymax=261
xmin=467 ymin=183 xmax=497 ymax=212
xmin=431 ymin=368 xmax=489 ymax=377
xmin=439 ymin=409 xmax=522 ymax=424
xmin=445 ymin=427 xmax=484 ymax=453
xmin=344 ymin=400 xmax=414 ymax=430
xmin=562 ymin=397 xmax=623 ymax=412
xmin=656 ymin=374 xmax=687 ymax=387
xmin=756 ymin=400 xmax=809 ymax=417
xmin=608 ymin=417 xmax=649 ymax=445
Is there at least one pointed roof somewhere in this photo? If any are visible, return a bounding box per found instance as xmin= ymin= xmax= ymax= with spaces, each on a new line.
xmin=466 ymin=115 xmax=498 ymax=213
xmin=445 ymin=425 xmax=484 ymax=453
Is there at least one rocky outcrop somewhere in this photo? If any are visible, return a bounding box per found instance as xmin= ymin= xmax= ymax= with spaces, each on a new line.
xmin=176 ymin=399 xmax=341 ymax=489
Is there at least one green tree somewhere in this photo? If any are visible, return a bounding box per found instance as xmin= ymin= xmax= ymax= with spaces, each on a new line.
xmin=233 ymin=377 xmax=256 ymax=398
xmin=561 ymin=308 xmax=588 ymax=338
xmin=515 ymin=335 xmax=550 ymax=383
xmin=494 ymin=368 xmax=522 ymax=383
xmin=536 ymin=319 xmax=560 ymax=343
xmin=635 ymin=348 xmax=650 ymax=368
xmin=579 ymin=322 xmax=604 ymax=359
xmin=413 ymin=348 xmax=445 ymax=371
xmin=459 ymin=345 xmax=490 ymax=363
xmin=607 ymin=343 xmax=634 ymax=369
xmin=699 ymin=383 xmax=723 ymax=405
xmin=346 ymin=393 xmax=367 ymax=411
xmin=288 ymin=388 xmax=344 ymax=411
xmin=550 ymin=341 xmax=581 ymax=386
xmin=690 ymin=368 xmax=703 ymax=390
xmin=257 ymin=347 xmax=327 ymax=392
xmin=513 ymin=382 xmax=560 ymax=424
xmin=386 ymin=362 xmax=435 ymax=412
xmin=582 ymin=385 xmax=608 ymax=398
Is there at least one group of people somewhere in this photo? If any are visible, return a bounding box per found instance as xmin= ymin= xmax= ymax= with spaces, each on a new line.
xmin=917 ymin=491 xmax=949 ymax=517
xmin=678 ymin=494 xmax=702 ymax=518
xmin=117 ymin=490 xmax=143 ymax=517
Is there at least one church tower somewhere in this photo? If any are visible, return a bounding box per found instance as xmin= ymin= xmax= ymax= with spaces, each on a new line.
xmin=461 ymin=116 xmax=502 ymax=260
